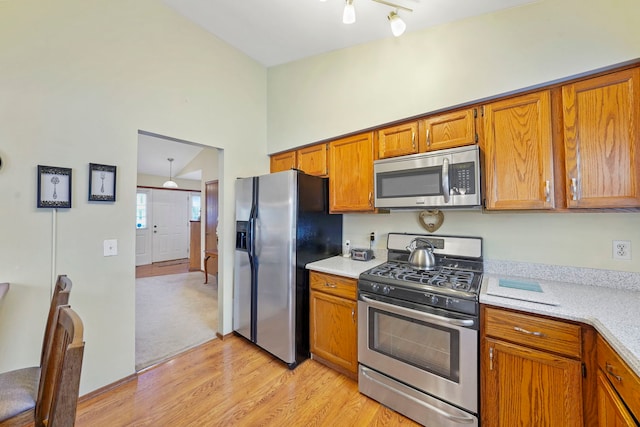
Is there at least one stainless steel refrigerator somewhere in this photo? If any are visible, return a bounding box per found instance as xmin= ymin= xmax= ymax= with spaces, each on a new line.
xmin=233 ymin=170 xmax=342 ymax=368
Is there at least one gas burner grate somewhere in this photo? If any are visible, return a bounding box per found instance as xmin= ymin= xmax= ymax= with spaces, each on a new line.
xmin=365 ymin=261 xmax=480 ymax=293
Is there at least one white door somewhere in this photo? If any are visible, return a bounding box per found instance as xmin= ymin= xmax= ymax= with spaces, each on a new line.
xmin=135 ymin=189 xmax=152 ymax=266
xmin=152 ymin=189 xmax=189 ymax=262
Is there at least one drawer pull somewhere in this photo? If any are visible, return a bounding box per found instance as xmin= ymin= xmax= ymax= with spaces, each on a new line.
xmin=606 ymin=363 xmax=623 ymax=382
xmin=324 ymin=282 xmax=338 ymax=288
xmin=513 ymin=326 xmax=546 ymax=338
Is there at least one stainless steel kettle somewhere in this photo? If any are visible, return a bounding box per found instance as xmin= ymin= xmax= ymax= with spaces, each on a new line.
xmin=406 ymin=238 xmax=436 ymax=270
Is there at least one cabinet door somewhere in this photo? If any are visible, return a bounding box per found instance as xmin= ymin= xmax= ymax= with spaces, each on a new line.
xmin=597 ymin=370 xmax=638 ymax=427
xmin=562 ymin=68 xmax=640 ymax=208
xmin=297 ymin=144 xmax=328 ymax=176
xmin=270 ymin=151 xmax=297 ymax=173
xmin=328 ymin=132 xmax=375 ymax=212
xmin=376 ymin=122 xmax=418 ymax=159
xmin=483 ymin=91 xmax=555 ymax=210
xmin=422 ymin=108 xmax=476 ymax=151
xmin=310 ymin=289 xmax=358 ymax=375
xmin=483 ymin=338 xmax=583 ymax=427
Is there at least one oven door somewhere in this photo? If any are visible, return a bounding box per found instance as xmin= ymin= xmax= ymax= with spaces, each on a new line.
xmin=358 ymin=292 xmax=478 ymax=413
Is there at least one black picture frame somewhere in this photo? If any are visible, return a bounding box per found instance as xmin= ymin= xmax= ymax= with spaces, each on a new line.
xmin=37 ymin=165 xmax=72 ymax=208
xmin=88 ymin=163 xmax=117 ymax=202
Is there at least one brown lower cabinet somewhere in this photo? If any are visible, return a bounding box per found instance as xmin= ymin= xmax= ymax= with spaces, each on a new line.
xmin=596 ymin=335 xmax=640 ymax=426
xmin=481 ymin=305 xmax=594 ymax=427
xmin=309 ymin=271 xmax=358 ymax=380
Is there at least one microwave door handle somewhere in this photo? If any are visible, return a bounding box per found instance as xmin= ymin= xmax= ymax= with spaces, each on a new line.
xmin=442 ymin=158 xmax=450 ymax=203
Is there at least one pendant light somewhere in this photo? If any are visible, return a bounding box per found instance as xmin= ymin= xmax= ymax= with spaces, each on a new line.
xmin=162 ymin=158 xmax=178 ymax=188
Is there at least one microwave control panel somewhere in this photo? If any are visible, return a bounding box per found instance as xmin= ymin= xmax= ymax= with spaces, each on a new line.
xmin=449 ymin=162 xmax=476 ymax=195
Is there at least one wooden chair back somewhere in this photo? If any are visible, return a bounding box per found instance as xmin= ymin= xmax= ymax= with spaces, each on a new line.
xmin=35 ymin=305 xmax=84 ymax=427
xmin=40 ymin=275 xmax=72 ymax=366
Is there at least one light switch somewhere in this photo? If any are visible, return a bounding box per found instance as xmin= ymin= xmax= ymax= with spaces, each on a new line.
xmin=103 ymin=239 xmax=118 ymax=256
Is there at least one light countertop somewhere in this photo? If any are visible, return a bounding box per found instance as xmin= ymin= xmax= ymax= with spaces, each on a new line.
xmin=306 ymin=255 xmax=385 ymax=279
xmin=480 ymin=274 xmax=640 ymax=378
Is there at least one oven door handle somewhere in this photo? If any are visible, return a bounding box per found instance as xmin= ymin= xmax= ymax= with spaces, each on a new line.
xmin=361 ymin=295 xmax=475 ymax=328
xmin=361 ymin=367 xmax=477 ymax=424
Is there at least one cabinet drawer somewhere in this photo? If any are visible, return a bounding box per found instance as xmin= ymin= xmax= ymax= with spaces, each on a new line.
xmin=597 ymin=335 xmax=640 ymax=421
xmin=310 ymin=271 xmax=357 ymax=300
xmin=484 ymin=307 xmax=582 ymax=358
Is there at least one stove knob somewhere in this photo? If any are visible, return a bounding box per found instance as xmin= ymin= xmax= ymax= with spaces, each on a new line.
xmin=371 ymin=283 xmax=380 ymax=292
xmin=430 ymin=295 xmax=439 ymax=304
xmin=382 ymin=286 xmax=391 ymax=295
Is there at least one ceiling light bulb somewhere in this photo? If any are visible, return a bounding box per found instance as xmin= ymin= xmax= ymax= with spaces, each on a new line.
xmin=388 ymin=11 xmax=406 ymax=37
xmin=343 ymin=0 xmax=356 ymax=24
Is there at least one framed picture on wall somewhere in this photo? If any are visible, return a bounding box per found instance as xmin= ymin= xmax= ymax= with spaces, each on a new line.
xmin=37 ymin=165 xmax=72 ymax=208
xmin=88 ymin=163 xmax=117 ymax=202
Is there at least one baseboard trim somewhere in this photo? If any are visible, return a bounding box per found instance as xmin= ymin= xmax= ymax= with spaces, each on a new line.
xmin=216 ymin=331 xmax=233 ymax=340
xmin=79 ymin=373 xmax=137 ymax=402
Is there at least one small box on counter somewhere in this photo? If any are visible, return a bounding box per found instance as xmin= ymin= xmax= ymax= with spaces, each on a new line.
xmin=351 ymin=248 xmax=374 ymax=261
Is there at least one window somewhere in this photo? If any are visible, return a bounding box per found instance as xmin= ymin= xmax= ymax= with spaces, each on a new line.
xmin=190 ymin=193 xmax=201 ymax=221
xmin=136 ymin=192 xmax=147 ymax=229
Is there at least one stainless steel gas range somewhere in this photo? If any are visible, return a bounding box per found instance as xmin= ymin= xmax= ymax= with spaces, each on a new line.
xmin=358 ymin=233 xmax=483 ymax=427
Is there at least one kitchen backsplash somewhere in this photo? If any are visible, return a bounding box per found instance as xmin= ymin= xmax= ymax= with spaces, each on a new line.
xmin=342 ymin=210 xmax=640 ymax=276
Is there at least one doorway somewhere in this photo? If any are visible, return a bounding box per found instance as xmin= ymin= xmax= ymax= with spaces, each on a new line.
xmin=135 ymin=131 xmax=222 ymax=371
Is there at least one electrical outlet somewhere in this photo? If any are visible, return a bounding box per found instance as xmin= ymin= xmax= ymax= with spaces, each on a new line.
xmin=612 ymin=240 xmax=631 ymax=260
xmin=370 ymin=231 xmax=376 ymax=243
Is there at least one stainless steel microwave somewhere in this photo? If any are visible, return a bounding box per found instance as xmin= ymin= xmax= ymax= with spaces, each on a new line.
xmin=374 ymin=145 xmax=481 ymax=209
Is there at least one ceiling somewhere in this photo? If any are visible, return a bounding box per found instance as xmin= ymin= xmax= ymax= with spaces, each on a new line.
xmin=137 ymin=133 xmax=205 ymax=181
xmin=162 ymin=0 xmax=536 ymax=67
xmin=139 ymin=0 xmax=536 ymax=179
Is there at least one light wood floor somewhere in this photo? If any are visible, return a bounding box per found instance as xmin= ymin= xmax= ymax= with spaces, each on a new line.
xmin=75 ymin=336 xmax=420 ymax=427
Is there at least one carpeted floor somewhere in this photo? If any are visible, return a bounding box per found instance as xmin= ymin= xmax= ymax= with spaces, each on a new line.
xmin=135 ymin=271 xmax=218 ymax=371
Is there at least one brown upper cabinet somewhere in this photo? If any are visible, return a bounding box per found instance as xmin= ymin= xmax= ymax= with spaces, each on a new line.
xmin=376 ymin=121 xmax=419 ymax=159
xmin=421 ymin=108 xmax=477 ymax=152
xmin=328 ymin=132 xmax=375 ymax=213
xmin=270 ymin=144 xmax=328 ymax=176
xmin=270 ymin=150 xmax=296 ymax=173
xmin=297 ymin=143 xmax=328 ymax=176
xmin=483 ymin=91 xmax=555 ymax=210
xmin=562 ymin=67 xmax=640 ymax=208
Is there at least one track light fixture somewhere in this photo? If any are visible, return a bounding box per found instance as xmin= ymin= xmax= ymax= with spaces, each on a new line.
xmin=327 ymin=0 xmax=413 ymax=36
xmin=388 ymin=10 xmax=406 ymax=37
xmin=343 ymin=0 xmax=356 ymax=24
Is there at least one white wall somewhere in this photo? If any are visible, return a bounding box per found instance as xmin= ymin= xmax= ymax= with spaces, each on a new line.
xmin=0 ymin=0 xmax=268 ymax=394
xmin=267 ymin=0 xmax=640 ymax=276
